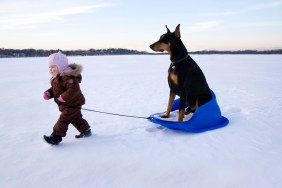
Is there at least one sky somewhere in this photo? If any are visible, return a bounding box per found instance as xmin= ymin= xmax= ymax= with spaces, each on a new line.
xmin=1 ymin=0 xmax=282 ymax=52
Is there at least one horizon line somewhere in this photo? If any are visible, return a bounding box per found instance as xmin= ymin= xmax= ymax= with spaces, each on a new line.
xmin=1 ymin=47 xmax=282 ymax=52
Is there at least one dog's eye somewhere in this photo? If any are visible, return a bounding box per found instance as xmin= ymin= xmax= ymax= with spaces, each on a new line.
xmin=159 ymin=35 xmax=169 ymax=43
xmin=160 ymin=34 xmax=165 ymax=39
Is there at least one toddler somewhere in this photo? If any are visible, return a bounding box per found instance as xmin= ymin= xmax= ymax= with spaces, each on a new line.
xmin=43 ymin=51 xmax=91 ymax=145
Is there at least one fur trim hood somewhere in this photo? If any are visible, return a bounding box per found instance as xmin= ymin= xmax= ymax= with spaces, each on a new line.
xmin=61 ymin=63 xmax=83 ymax=77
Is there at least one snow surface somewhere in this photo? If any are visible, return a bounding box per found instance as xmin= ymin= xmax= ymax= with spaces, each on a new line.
xmin=0 ymin=55 xmax=282 ymax=188
xmin=152 ymin=110 xmax=194 ymax=122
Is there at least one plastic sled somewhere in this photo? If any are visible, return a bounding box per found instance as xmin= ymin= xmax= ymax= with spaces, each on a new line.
xmin=149 ymin=90 xmax=229 ymax=133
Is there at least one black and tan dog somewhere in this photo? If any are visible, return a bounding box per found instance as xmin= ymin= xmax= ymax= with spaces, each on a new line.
xmin=150 ymin=24 xmax=212 ymax=122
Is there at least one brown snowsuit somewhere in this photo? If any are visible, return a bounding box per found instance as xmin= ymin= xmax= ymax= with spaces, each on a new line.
xmin=46 ymin=64 xmax=90 ymax=137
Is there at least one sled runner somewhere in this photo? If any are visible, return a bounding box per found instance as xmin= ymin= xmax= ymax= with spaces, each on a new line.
xmin=149 ymin=90 xmax=229 ymax=132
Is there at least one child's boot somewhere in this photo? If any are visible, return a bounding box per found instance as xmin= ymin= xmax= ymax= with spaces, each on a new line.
xmin=44 ymin=133 xmax=62 ymax=145
xmin=75 ymin=129 xmax=92 ymax=138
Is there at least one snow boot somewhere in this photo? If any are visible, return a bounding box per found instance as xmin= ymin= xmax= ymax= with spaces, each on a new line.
xmin=43 ymin=133 xmax=62 ymax=145
xmin=75 ymin=129 xmax=92 ymax=138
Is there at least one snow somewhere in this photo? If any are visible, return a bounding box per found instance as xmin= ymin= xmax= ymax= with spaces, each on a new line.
xmin=0 ymin=55 xmax=282 ymax=188
xmin=152 ymin=110 xmax=194 ymax=122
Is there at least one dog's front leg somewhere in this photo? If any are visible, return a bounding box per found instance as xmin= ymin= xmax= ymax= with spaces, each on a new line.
xmin=161 ymin=92 xmax=176 ymax=118
xmin=178 ymin=106 xmax=185 ymax=121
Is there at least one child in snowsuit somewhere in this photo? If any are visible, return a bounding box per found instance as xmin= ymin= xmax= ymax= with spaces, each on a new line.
xmin=43 ymin=51 xmax=91 ymax=145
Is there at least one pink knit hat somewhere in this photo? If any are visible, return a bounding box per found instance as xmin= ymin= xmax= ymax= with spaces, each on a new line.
xmin=48 ymin=51 xmax=69 ymax=73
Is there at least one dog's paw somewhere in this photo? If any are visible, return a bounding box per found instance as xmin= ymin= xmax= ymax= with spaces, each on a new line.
xmin=160 ymin=114 xmax=169 ymax=118
xmin=185 ymin=106 xmax=195 ymax=115
xmin=177 ymin=118 xmax=184 ymax=122
xmin=185 ymin=111 xmax=192 ymax=115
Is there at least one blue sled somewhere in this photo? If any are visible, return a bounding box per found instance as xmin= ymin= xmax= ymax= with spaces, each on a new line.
xmin=149 ymin=90 xmax=229 ymax=133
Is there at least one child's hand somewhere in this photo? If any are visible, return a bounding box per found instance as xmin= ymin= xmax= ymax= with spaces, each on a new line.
xmin=57 ymin=95 xmax=66 ymax=103
xmin=54 ymin=95 xmax=65 ymax=105
xmin=43 ymin=92 xmax=51 ymax=100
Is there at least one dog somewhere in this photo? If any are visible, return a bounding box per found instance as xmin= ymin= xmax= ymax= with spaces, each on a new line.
xmin=150 ymin=24 xmax=212 ymax=122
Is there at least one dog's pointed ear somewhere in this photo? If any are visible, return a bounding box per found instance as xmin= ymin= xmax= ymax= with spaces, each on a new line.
xmin=174 ymin=24 xmax=181 ymax=38
xmin=166 ymin=25 xmax=171 ymax=33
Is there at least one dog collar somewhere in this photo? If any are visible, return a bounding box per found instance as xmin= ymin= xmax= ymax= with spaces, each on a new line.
xmin=170 ymin=54 xmax=189 ymax=69
xmin=172 ymin=54 xmax=189 ymax=64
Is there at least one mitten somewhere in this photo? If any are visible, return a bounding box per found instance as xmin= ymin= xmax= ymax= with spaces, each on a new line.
xmin=57 ymin=95 xmax=65 ymax=103
xmin=43 ymin=91 xmax=51 ymax=100
xmin=54 ymin=95 xmax=65 ymax=105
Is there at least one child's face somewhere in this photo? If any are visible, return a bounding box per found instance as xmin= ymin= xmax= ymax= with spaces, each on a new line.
xmin=49 ymin=65 xmax=59 ymax=76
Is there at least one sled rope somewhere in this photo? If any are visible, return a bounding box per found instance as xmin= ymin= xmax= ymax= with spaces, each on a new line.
xmin=81 ymin=107 xmax=150 ymax=119
xmin=56 ymin=102 xmax=150 ymax=120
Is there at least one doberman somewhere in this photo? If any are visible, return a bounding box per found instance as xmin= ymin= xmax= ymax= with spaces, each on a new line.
xmin=150 ymin=24 xmax=212 ymax=121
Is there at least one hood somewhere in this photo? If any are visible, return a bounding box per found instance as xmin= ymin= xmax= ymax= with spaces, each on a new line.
xmin=60 ymin=63 xmax=83 ymax=77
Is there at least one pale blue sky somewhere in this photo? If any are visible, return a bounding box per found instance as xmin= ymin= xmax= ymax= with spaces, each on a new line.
xmin=1 ymin=0 xmax=282 ymax=51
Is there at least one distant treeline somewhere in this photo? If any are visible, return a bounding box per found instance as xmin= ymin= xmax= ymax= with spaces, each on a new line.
xmin=190 ymin=49 xmax=282 ymax=55
xmin=0 ymin=48 xmax=281 ymax=58
xmin=0 ymin=48 xmax=151 ymax=58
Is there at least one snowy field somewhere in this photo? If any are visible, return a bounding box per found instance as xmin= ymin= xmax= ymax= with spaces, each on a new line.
xmin=0 ymin=55 xmax=281 ymax=188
